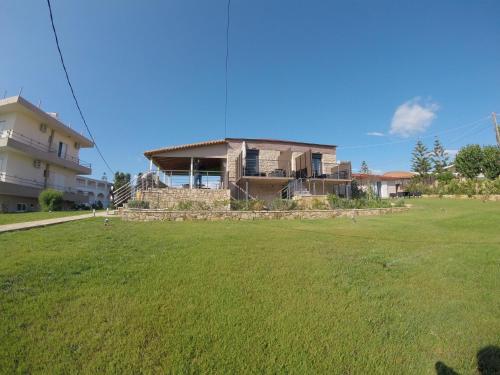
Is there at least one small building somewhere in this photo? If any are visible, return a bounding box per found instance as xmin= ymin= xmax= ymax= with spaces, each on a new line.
xmin=0 ymin=96 xmax=93 ymax=212
xmin=75 ymin=176 xmax=112 ymax=208
xmin=117 ymin=138 xmax=353 ymax=208
xmin=352 ymin=171 xmax=415 ymax=198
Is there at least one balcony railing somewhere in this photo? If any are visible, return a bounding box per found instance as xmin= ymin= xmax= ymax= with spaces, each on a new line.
xmin=0 ymin=172 xmax=82 ymax=195
xmin=0 ymin=129 xmax=91 ymax=169
xmin=153 ymin=170 xmax=226 ymax=189
xmin=309 ymin=162 xmax=352 ymax=180
xmin=242 ymin=159 xmax=293 ymax=178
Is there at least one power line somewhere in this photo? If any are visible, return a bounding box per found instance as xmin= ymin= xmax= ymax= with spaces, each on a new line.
xmin=46 ymin=0 xmax=114 ymax=175
xmin=337 ymin=115 xmax=490 ymax=150
xmin=224 ymin=0 xmax=231 ymax=138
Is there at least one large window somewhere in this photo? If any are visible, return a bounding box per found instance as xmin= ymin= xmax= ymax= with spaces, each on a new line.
xmin=312 ymin=153 xmax=322 ymax=177
xmin=58 ymin=142 xmax=68 ymax=158
xmin=245 ymin=149 xmax=259 ymax=176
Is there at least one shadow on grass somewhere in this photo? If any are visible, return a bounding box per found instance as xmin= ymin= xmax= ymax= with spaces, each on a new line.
xmin=435 ymin=346 xmax=500 ymax=375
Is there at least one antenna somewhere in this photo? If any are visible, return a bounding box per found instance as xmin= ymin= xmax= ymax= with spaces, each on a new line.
xmin=38 ymin=100 xmax=42 ymax=108
xmin=18 ymin=87 xmax=23 ymax=96
xmin=2 ymin=90 xmax=6 ymax=99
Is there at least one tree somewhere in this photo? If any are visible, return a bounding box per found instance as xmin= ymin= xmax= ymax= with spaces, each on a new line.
xmin=431 ymin=137 xmax=449 ymax=174
xmin=113 ymin=171 xmax=131 ymax=191
xmin=411 ymin=140 xmax=431 ymax=176
xmin=481 ymin=145 xmax=500 ymax=180
xmin=454 ymin=144 xmax=483 ymax=179
xmin=360 ymin=161 xmax=370 ymax=174
xmin=38 ymin=189 xmax=64 ymax=211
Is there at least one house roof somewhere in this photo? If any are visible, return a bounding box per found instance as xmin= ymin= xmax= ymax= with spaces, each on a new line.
xmin=0 ymin=96 xmax=93 ymax=147
xmin=144 ymin=138 xmax=337 ymax=158
xmin=382 ymin=171 xmax=416 ymax=179
xmin=353 ymin=172 xmax=415 ymax=181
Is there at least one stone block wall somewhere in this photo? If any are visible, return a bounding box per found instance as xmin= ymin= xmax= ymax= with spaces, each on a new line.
xmin=141 ymin=188 xmax=231 ymax=210
xmin=119 ymin=207 xmax=409 ymax=222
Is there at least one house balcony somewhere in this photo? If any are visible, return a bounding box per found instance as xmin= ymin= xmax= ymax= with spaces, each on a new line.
xmin=0 ymin=172 xmax=88 ymax=202
xmin=0 ymin=129 xmax=91 ymax=174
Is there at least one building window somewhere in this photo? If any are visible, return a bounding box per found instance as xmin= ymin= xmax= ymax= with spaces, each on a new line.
xmin=312 ymin=153 xmax=322 ymax=177
xmin=245 ymin=149 xmax=259 ymax=176
xmin=16 ymin=203 xmax=27 ymax=212
xmin=0 ymin=156 xmax=5 ymax=171
xmin=58 ymin=142 xmax=68 ymax=158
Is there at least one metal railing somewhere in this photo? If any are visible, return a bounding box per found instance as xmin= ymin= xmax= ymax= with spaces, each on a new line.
xmin=280 ymin=177 xmax=352 ymax=199
xmin=0 ymin=129 xmax=91 ymax=168
xmin=0 ymin=172 xmax=84 ymax=195
xmin=243 ymin=159 xmax=293 ymax=178
xmin=307 ymin=162 xmax=352 ymax=179
xmin=112 ymin=170 xmax=227 ymax=207
xmin=161 ymin=170 xmax=225 ymax=189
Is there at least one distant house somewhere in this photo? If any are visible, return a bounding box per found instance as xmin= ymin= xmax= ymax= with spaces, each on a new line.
xmin=75 ymin=176 xmax=112 ymax=208
xmin=0 ymin=96 xmax=93 ymax=212
xmin=113 ymin=138 xmax=353 ymax=208
xmin=352 ymin=171 xmax=415 ymax=198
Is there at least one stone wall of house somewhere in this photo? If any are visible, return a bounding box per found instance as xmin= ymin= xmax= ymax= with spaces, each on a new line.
xmin=258 ymin=149 xmax=281 ymax=175
xmin=119 ymin=207 xmax=408 ymax=221
xmin=140 ymin=188 xmax=231 ymax=210
xmin=321 ymin=153 xmax=336 ymax=174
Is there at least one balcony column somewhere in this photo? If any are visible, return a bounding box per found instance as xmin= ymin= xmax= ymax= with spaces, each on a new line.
xmin=189 ymin=157 xmax=194 ymax=189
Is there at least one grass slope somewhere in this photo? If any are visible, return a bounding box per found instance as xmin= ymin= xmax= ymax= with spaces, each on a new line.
xmin=0 ymin=211 xmax=89 ymax=225
xmin=0 ymin=199 xmax=499 ymax=374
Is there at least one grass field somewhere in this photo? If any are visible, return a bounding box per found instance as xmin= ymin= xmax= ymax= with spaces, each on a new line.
xmin=0 ymin=210 xmax=89 ymax=225
xmin=0 ymin=199 xmax=499 ymax=374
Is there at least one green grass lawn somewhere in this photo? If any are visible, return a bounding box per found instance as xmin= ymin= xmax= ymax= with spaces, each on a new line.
xmin=0 ymin=199 xmax=499 ymax=374
xmin=0 ymin=210 xmax=90 ymax=225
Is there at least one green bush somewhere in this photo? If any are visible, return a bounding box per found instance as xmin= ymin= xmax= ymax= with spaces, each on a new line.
xmin=176 ymin=200 xmax=210 ymax=210
xmin=38 ymin=189 xmax=64 ymax=211
xmin=311 ymin=198 xmax=329 ymax=210
xmin=230 ymin=199 xmax=266 ymax=211
xmin=128 ymin=200 xmax=150 ymax=209
xmin=327 ymin=195 xmax=394 ymax=209
xmin=268 ymin=199 xmax=298 ymax=211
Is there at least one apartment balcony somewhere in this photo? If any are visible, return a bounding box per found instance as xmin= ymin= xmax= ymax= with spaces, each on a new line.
xmin=0 ymin=129 xmax=91 ymax=174
xmin=0 ymin=172 xmax=88 ymax=202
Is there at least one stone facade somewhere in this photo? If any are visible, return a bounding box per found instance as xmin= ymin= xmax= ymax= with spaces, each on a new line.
xmin=119 ymin=207 xmax=408 ymax=221
xmin=140 ymin=188 xmax=231 ymax=210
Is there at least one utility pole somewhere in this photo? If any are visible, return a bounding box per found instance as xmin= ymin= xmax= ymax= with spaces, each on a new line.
xmin=493 ymin=112 xmax=500 ymax=146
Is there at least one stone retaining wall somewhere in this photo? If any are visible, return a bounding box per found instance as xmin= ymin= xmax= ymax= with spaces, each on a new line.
xmin=422 ymin=194 xmax=500 ymax=201
xmin=141 ymin=188 xmax=231 ymax=210
xmin=119 ymin=207 xmax=408 ymax=222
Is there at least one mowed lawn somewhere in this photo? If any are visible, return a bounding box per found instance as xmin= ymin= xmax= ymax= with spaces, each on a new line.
xmin=0 ymin=199 xmax=499 ymax=374
xmin=0 ymin=210 xmax=89 ymax=225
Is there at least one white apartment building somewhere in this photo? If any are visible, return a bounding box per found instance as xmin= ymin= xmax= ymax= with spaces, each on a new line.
xmin=0 ymin=96 xmax=93 ymax=212
xmin=75 ymin=176 xmax=112 ymax=208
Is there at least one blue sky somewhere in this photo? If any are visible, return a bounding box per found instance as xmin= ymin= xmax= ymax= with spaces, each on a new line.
xmin=1 ymin=0 xmax=499 ymax=177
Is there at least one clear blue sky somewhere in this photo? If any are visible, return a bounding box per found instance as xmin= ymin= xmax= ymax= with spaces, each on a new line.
xmin=1 ymin=0 xmax=499 ymax=177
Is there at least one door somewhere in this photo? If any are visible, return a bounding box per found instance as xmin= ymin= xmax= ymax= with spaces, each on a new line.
xmin=245 ymin=149 xmax=259 ymax=176
xmin=58 ymin=142 xmax=68 ymax=159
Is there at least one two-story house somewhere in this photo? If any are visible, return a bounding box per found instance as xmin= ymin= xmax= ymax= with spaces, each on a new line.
xmin=75 ymin=175 xmax=113 ymax=208
xmin=0 ymin=96 xmax=93 ymax=212
xmin=139 ymin=138 xmax=351 ymax=206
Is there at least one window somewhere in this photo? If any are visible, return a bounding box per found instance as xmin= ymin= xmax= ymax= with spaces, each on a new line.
xmin=16 ymin=203 xmax=27 ymax=212
xmin=245 ymin=149 xmax=260 ymax=176
xmin=312 ymin=153 xmax=322 ymax=177
xmin=58 ymin=142 xmax=68 ymax=158
xmin=0 ymin=156 xmax=5 ymax=171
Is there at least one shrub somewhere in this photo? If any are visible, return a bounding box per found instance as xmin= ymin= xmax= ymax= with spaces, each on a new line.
xmin=268 ymin=199 xmax=298 ymax=211
xmin=327 ymin=195 xmax=393 ymax=209
xmin=38 ymin=189 xmax=64 ymax=211
xmin=128 ymin=200 xmax=150 ymax=209
xmin=176 ymin=200 xmax=210 ymax=210
xmin=230 ymin=199 xmax=266 ymax=211
xmin=311 ymin=198 xmax=329 ymax=210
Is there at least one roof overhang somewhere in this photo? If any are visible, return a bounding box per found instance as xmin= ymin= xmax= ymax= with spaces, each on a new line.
xmin=0 ymin=96 xmax=93 ymax=148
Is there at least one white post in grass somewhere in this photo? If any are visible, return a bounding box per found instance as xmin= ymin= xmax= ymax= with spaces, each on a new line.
xmin=189 ymin=157 xmax=194 ymax=189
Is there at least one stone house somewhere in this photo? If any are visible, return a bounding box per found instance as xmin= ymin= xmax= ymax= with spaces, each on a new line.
xmin=139 ymin=138 xmax=352 ymax=208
